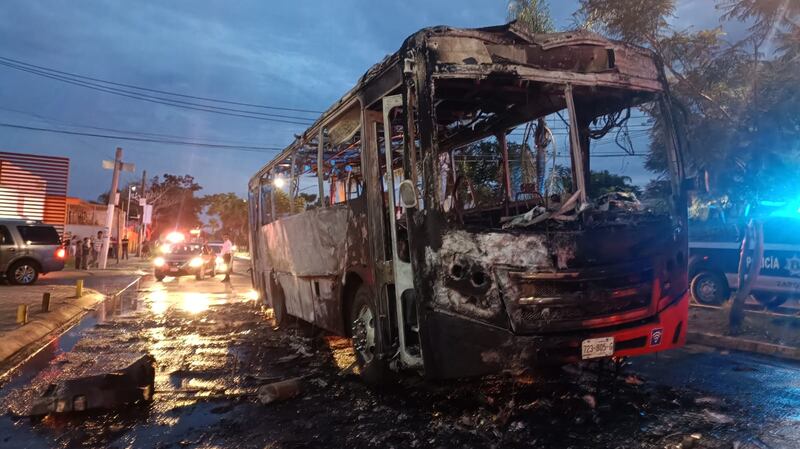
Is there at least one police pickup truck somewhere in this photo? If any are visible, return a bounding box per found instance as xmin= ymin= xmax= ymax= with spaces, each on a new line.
xmin=689 ymin=216 xmax=800 ymax=309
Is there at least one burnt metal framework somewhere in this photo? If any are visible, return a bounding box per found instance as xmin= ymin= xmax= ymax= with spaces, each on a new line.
xmin=248 ymin=22 xmax=687 ymax=378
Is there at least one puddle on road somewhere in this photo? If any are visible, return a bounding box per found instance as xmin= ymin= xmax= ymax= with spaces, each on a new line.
xmin=0 ymin=285 xmax=142 ymax=393
xmin=0 ymin=281 xmax=259 ymax=414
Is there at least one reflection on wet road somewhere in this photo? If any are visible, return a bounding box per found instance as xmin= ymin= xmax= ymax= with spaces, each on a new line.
xmin=0 ymin=274 xmax=798 ymax=448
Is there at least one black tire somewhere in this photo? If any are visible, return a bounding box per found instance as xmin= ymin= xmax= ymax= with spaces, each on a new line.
xmin=271 ymin=281 xmax=288 ymax=326
xmin=349 ymin=284 xmax=392 ymax=385
xmin=690 ymin=271 xmax=729 ymax=305
xmin=753 ymin=292 xmax=788 ymax=310
xmin=7 ymin=260 xmax=39 ymax=285
xmin=196 ymin=270 xmax=204 ymax=281
xmin=155 ymin=273 xmax=165 ymax=282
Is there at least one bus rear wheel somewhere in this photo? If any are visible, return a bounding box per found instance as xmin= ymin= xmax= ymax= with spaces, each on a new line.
xmin=271 ymin=282 xmax=288 ymax=326
xmin=349 ymin=284 xmax=391 ymax=385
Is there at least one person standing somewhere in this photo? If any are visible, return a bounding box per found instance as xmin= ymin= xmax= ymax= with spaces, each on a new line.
xmin=221 ymin=234 xmax=233 ymax=283
xmin=69 ymin=236 xmax=78 ymax=266
xmin=81 ymin=238 xmax=92 ymax=270
xmin=68 ymin=236 xmax=77 ymax=256
xmin=122 ymin=235 xmax=129 ymax=260
xmin=110 ymin=235 xmax=118 ymax=260
xmin=74 ymin=237 xmax=84 ymax=270
xmin=92 ymin=231 xmax=103 ymax=268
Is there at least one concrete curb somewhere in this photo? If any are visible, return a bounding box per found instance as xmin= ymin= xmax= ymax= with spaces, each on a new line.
xmin=687 ymin=331 xmax=800 ymax=362
xmin=0 ymin=291 xmax=105 ymax=364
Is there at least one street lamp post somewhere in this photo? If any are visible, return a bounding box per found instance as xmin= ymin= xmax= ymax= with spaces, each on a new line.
xmin=126 ymin=185 xmax=136 ymax=221
xmin=125 ymin=186 xmax=136 ymax=255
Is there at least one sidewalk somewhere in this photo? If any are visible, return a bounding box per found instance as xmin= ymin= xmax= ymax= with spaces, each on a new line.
xmin=43 ymin=257 xmax=151 ymax=280
xmin=0 ymin=284 xmax=105 ymax=365
xmin=687 ymin=305 xmax=800 ymax=362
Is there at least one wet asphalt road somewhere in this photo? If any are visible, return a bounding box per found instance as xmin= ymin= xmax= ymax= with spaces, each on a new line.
xmin=0 ymin=275 xmax=798 ymax=449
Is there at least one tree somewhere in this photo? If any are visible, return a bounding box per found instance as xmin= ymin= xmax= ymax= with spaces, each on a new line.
xmin=143 ymin=174 xmax=204 ymax=238
xmin=576 ymin=0 xmax=674 ymax=45
xmin=589 ymin=170 xmax=642 ymax=198
xmin=508 ymin=1 xmax=555 ymax=187
xmin=576 ymin=1 xmax=800 ymax=207
xmin=719 ymin=0 xmax=800 ymax=50
xmin=273 ymin=189 xmax=306 ymax=215
xmin=507 ymin=0 xmax=555 ymax=34
xmin=203 ymin=193 xmax=248 ymax=245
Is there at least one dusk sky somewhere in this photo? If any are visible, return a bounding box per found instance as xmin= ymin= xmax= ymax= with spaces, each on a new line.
xmin=0 ymin=1 xmax=732 ymax=200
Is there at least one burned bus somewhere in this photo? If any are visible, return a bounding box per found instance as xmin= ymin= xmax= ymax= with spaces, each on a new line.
xmin=247 ymin=23 xmax=690 ymax=382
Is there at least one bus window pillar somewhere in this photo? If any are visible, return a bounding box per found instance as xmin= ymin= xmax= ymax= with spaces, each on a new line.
xmin=270 ymin=177 xmax=277 ymax=220
xmin=317 ymin=129 xmax=326 ymax=208
xmin=564 ymin=84 xmax=588 ymax=206
xmin=289 ymin=152 xmax=297 ymax=214
xmin=497 ymin=132 xmax=512 ymax=216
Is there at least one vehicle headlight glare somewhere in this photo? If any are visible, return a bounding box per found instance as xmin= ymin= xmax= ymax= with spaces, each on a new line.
xmin=190 ymin=257 xmax=203 ymax=268
xmin=154 ymin=257 xmax=165 ymax=267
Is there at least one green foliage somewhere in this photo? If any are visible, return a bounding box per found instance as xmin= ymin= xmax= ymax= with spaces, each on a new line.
xmin=144 ymin=174 xmax=203 ymax=238
xmin=589 ymin=170 xmax=641 ymax=198
xmin=719 ymin=0 xmax=800 ymax=48
xmin=575 ymin=0 xmax=800 ymax=206
xmin=203 ymin=192 xmax=248 ymax=245
xmin=457 ymin=140 xmax=640 ymax=202
xmin=456 ymin=141 xmax=503 ymax=207
xmin=507 ymin=0 xmax=555 ymax=34
xmin=273 ymin=189 xmax=306 ymax=214
xmin=577 ymin=0 xmax=675 ymax=44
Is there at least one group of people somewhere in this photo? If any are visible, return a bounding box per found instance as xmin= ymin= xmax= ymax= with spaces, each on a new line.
xmin=66 ymin=231 xmax=131 ymax=270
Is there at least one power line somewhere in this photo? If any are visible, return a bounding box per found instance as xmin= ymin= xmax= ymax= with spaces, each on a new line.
xmin=0 ymin=106 xmax=285 ymax=148
xmin=0 ymin=121 xmax=283 ymax=153
xmin=0 ymin=60 xmax=315 ymax=125
xmin=0 ymin=55 xmax=323 ymax=114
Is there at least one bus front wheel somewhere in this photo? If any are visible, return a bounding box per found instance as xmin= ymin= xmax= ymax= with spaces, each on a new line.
xmin=349 ymin=284 xmax=391 ymax=385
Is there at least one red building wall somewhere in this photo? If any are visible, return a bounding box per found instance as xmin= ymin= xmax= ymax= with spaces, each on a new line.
xmin=0 ymin=151 xmax=70 ymax=234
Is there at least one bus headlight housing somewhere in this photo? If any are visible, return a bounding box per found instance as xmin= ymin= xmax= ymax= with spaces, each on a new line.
xmin=153 ymin=257 xmax=165 ymax=267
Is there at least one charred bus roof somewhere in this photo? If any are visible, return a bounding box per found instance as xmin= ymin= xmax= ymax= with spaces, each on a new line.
xmin=249 ymin=22 xmax=666 ymax=189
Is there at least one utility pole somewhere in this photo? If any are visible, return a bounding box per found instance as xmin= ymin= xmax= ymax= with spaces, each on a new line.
xmin=125 ymin=184 xmax=136 ymax=257
xmin=99 ymin=147 xmax=123 ymax=269
xmin=99 ymin=148 xmax=135 ymax=269
xmin=138 ymin=170 xmax=146 ymax=257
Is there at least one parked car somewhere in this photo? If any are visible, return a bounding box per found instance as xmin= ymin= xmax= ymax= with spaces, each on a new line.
xmin=689 ymin=216 xmax=800 ymax=309
xmin=0 ymin=220 xmax=65 ymax=285
xmin=152 ymin=242 xmax=216 ymax=281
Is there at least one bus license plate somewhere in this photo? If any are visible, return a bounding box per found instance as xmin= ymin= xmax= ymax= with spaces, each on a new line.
xmin=581 ymin=337 xmax=614 ymax=359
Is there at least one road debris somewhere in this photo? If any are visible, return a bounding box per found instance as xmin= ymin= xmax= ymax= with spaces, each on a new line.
xmin=624 ymin=374 xmax=645 ymax=385
xmin=27 ymin=352 xmax=154 ymax=417
xmin=703 ymin=409 xmax=735 ymax=424
xmin=257 ymin=378 xmax=302 ymax=404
